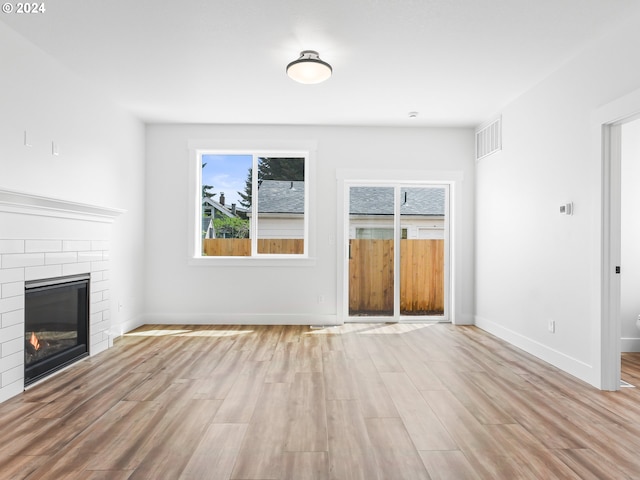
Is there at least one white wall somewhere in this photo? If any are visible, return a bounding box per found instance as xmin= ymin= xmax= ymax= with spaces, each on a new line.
xmin=0 ymin=22 xmax=146 ymax=339
xmin=475 ymin=11 xmax=640 ymax=387
xmin=621 ymin=119 xmax=640 ymax=351
xmin=144 ymin=125 xmax=475 ymax=325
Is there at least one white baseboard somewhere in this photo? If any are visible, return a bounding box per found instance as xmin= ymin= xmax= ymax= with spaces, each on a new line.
xmin=474 ymin=315 xmax=597 ymax=387
xmin=139 ymin=312 xmax=341 ymax=327
xmin=622 ymin=337 xmax=640 ymax=352
xmin=111 ymin=314 xmax=146 ymax=338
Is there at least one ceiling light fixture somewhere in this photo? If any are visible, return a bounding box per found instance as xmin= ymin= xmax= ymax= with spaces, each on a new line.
xmin=286 ymin=50 xmax=332 ymax=84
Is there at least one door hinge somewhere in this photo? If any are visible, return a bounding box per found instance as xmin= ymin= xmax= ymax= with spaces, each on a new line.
xmin=616 ymin=266 xmax=621 ymax=274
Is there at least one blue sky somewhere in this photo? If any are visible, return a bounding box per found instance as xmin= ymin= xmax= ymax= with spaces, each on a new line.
xmin=202 ymin=154 xmax=252 ymax=207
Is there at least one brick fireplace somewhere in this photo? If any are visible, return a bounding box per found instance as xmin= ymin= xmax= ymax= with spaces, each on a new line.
xmin=0 ymin=188 xmax=123 ymax=403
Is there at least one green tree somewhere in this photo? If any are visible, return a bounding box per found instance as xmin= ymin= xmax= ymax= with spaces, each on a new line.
xmin=258 ymin=157 xmax=304 ymax=181
xmin=238 ymin=167 xmax=253 ymax=209
xmin=213 ymin=217 xmax=250 ymax=238
xmin=202 ymin=162 xmax=215 ymax=199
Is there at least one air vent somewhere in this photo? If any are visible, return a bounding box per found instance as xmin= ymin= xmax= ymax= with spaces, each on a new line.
xmin=476 ymin=117 xmax=502 ymax=161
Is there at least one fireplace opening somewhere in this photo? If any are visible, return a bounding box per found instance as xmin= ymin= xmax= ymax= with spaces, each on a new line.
xmin=24 ymin=274 xmax=90 ymax=386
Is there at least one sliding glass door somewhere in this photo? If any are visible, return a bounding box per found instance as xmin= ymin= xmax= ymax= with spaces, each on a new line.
xmin=347 ymin=183 xmax=449 ymax=321
xmin=348 ymin=186 xmax=395 ymax=317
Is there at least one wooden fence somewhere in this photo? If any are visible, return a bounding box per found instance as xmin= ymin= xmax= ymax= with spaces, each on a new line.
xmin=349 ymin=239 xmax=444 ymax=316
xmin=203 ymin=238 xmax=304 ymax=256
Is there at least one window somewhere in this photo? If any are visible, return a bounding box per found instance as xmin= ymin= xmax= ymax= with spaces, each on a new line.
xmin=195 ymin=151 xmax=309 ymax=259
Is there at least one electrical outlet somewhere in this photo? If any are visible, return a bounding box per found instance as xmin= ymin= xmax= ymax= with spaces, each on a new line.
xmin=548 ymin=320 xmax=555 ymax=333
xmin=317 ymin=295 xmax=326 ymax=304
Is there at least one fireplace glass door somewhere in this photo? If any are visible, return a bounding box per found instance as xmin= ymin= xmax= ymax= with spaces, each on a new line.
xmin=24 ymin=274 xmax=90 ymax=386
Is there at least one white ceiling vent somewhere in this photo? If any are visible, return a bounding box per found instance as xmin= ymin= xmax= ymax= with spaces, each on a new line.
xmin=476 ymin=117 xmax=502 ymax=161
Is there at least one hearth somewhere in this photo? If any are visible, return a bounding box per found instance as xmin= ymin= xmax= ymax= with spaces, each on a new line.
xmin=24 ymin=274 xmax=90 ymax=386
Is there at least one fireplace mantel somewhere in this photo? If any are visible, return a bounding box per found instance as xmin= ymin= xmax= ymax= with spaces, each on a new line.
xmin=0 ymin=187 xmax=125 ymax=223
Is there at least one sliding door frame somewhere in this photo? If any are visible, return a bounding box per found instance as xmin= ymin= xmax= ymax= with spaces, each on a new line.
xmin=341 ymin=179 xmax=451 ymax=323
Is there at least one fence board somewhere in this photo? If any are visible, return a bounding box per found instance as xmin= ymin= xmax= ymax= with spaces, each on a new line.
xmin=203 ymin=238 xmax=250 ymax=256
xmin=400 ymin=239 xmax=444 ymax=315
xmin=258 ymin=238 xmax=304 ymax=254
xmin=203 ymin=238 xmax=303 ymax=256
xmin=349 ymin=239 xmax=444 ymax=316
xmin=349 ymin=239 xmax=394 ymax=316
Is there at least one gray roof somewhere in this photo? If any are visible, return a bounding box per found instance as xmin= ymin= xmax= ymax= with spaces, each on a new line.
xmin=257 ymin=180 xmax=305 ymax=214
xmin=349 ymin=187 xmax=444 ymax=216
xmin=202 ymin=197 xmax=247 ymax=217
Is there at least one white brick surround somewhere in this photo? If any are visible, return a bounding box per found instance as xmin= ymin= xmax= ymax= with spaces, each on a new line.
xmin=0 ymin=188 xmax=124 ymax=403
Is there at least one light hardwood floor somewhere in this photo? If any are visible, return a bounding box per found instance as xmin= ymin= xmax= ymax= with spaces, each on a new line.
xmin=2 ymin=323 xmax=640 ymax=479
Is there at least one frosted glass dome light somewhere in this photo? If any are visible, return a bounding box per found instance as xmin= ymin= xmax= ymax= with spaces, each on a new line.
xmin=286 ymin=50 xmax=332 ymax=84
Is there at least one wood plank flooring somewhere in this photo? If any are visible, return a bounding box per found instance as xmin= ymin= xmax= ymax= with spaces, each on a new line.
xmin=2 ymin=323 xmax=640 ymax=479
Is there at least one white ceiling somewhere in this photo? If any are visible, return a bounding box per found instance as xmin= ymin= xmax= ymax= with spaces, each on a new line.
xmin=3 ymin=0 xmax=640 ymax=127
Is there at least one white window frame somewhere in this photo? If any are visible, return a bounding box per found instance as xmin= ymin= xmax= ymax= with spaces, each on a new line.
xmin=187 ymin=139 xmax=316 ymax=266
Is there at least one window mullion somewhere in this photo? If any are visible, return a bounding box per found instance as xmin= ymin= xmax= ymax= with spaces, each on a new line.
xmin=394 ymin=185 xmax=401 ymax=319
xmin=251 ymin=154 xmax=259 ymax=256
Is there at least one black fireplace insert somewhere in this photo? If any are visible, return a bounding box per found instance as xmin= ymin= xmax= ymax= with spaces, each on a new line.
xmin=24 ymin=274 xmax=90 ymax=386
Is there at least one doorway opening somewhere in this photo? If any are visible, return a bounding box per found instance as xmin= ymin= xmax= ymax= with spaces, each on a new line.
xmin=619 ymin=119 xmax=640 ymax=386
xmin=601 ymin=103 xmax=640 ymax=391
